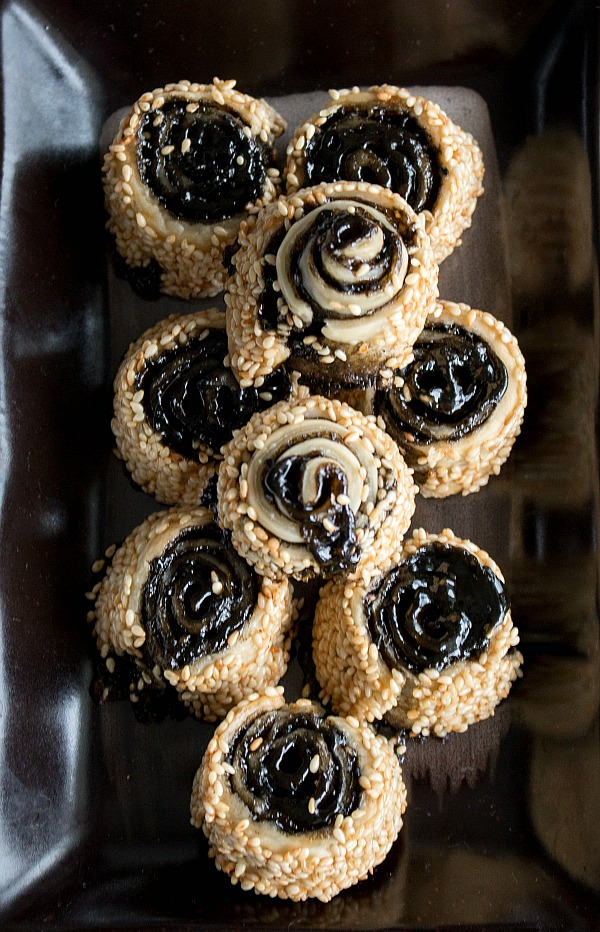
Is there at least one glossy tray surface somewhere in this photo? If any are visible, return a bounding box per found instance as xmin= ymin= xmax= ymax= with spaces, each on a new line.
xmin=0 ymin=1 xmax=599 ymax=929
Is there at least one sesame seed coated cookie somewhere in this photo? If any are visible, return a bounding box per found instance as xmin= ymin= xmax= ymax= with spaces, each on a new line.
xmin=225 ymin=181 xmax=438 ymax=391
xmin=102 ymin=79 xmax=285 ymax=299
xmin=285 ymin=85 xmax=484 ymax=264
xmin=112 ymin=308 xmax=296 ymax=506
xmin=217 ymin=395 xmax=416 ymax=581
xmin=374 ymin=300 xmax=527 ymax=497
xmin=91 ymin=507 xmax=294 ymax=721
xmin=191 ymin=690 xmax=406 ymax=901
xmin=313 ymin=527 xmax=523 ymax=737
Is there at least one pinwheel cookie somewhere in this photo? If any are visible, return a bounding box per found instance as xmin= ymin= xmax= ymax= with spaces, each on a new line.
xmin=191 ymin=690 xmax=406 ymax=901
xmin=226 ymin=180 xmax=438 ymax=391
xmin=112 ymin=308 xmax=294 ymax=505
xmin=217 ymin=395 xmax=416 ymax=580
xmin=285 ymin=85 xmax=484 ymax=262
xmin=313 ymin=528 xmax=523 ymax=737
xmin=103 ymin=78 xmax=285 ymax=298
xmin=91 ymin=507 xmax=294 ymax=721
xmin=375 ymin=300 xmax=527 ymax=496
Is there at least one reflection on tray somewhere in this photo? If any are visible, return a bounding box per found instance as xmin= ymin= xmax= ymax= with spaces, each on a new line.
xmin=507 ymin=125 xmax=600 ymax=893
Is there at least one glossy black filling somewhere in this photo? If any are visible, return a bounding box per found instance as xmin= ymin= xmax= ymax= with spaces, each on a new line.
xmin=228 ymin=708 xmax=360 ymax=833
xmin=140 ymin=525 xmax=259 ymax=671
xmin=302 ymin=105 xmax=441 ymax=213
xmin=263 ymin=453 xmax=360 ymax=574
xmin=366 ymin=542 xmax=508 ymax=674
xmin=257 ymin=250 xmax=282 ymax=332
xmin=138 ymin=329 xmax=291 ymax=459
xmin=376 ymin=323 xmax=508 ymax=444
xmin=113 ymin=249 xmax=164 ymax=299
xmin=137 ymin=99 xmax=270 ymax=222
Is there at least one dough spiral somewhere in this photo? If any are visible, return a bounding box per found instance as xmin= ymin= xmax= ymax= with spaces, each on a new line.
xmin=226 ymin=181 xmax=438 ymax=391
xmin=374 ymin=300 xmax=527 ymax=497
xmin=112 ymin=309 xmax=293 ymax=505
xmin=102 ymin=79 xmax=285 ymax=299
xmin=217 ymin=395 xmax=416 ymax=580
xmin=313 ymin=528 xmax=523 ymax=736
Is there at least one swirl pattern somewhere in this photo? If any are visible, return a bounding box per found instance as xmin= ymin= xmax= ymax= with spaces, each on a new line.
xmin=302 ymin=105 xmax=440 ymax=214
xmin=366 ymin=542 xmax=508 ymax=674
xmin=244 ymin=410 xmax=397 ymax=575
xmin=141 ymin=525 xmax=259 ymax=671
xmin=137 ymin=99 xmax=269 ymax=223
xmin=263 ymin=452 xmax=359 ymax=573
xmin=192 ymin=691 xmax=407 ymax=900
xmin=220 ymin=396 xmax=416 ymax=580
xmin=228 ymin=708 xmax=359 ymax=833
xmin=226 ymin=182 xmax=438 ymax=391
xmin=377 ymin=323 xmax=508 ymax=443
xmin=139 ymin=330 xmax=291 ymax=459
xmin=274 ymin=200 xmax=409 ymax=345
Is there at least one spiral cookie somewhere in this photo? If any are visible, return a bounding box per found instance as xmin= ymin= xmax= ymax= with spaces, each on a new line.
xmin=191 ymin=690 xmax=406 ymax=902
xmin=285 ymin=86 xmax=484 ymax=263
xmin=91 ymin=507 xmax=293 ymax=721
xmin=112 ymin=309 xmax=294 ymax=505
xmin=226 ymin=180 xmax=438 ymax=391
xmin=314 ymin=528 xmax=523 ymax=737
xmin=374 ymin=300 xmax=527 ymax=497
xmin=102 ymin=79 xmax=285 ymax=299
xmin=218 ymin=395 xmax=416 ymax=580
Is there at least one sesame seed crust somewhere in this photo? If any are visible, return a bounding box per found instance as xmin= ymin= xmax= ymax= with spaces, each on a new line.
xmin=112 ymin=308 xmax=225 ymax=506
xmin=376 ymin=300 xmax=528 ymax=498
xmin=217 ymin=395 xmax=416 ymax=581
xmin=91 ymin=507 xmax=294 ymax=721
xmin=102 ymin=79 xmax=286 ymax=300
xmin=190 ymin=691 xmax=406 ymax=902
xmin=225 ymin=181 xmax=438 ymax=390
xmin=284 ymin=85 xmax=484 ymax=264
xmin=313 ymin=527 xmax=523 ymax=737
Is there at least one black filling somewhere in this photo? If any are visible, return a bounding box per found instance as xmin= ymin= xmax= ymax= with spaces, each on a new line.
xmin=138 ymin=329 xmax=291 ymax=458
xmin=125 ymin=259 xmax=164 ymax=299
xmin=302 ymin=105 xmax=441 ymax=213
xmin=112 ymin=248 xmax=164 ymax=300
xmin=257 ymin=256 xmax=281 ymax=332
xmin=228 ymin=708 xmax=360 ymax=833
xmin=137 ymin=99 xmax=270 ymax=222
xmin=263 ymin=452 xmax=360 ymax=574
xmin=222 ymin=240 xmax=241 ymax=276
xmin=376 ymin=323 xmax=508 ymax=444
xmin=366 ymin=542 xmax=508 ymax=674
xmin=89 ymin=649 xmax=189 ymax=723
xmin=140 ymin=525 xmax=259 ymax=670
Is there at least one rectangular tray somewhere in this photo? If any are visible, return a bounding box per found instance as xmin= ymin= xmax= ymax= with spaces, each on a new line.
xmin=1 ymin=1 xmax=599 ymax=928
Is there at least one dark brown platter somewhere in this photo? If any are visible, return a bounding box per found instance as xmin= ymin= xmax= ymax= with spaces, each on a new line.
xmin=1 ymin=1 xmax=599 ymax=929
